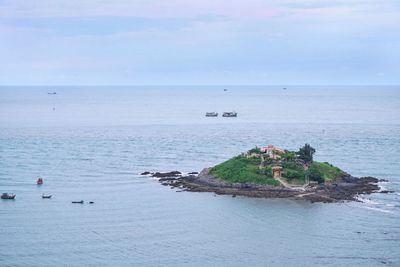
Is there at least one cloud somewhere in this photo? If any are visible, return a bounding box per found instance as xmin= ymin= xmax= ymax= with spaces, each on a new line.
xmin=1 ymin=0 xmax=398 ymax=19
xmin=0 ymin=0 xmax=399 ymax=85
xmin=0 ymin=0 xmax=281 ymax=19
xmin=0 ymin=16 xmax=199 ymax=36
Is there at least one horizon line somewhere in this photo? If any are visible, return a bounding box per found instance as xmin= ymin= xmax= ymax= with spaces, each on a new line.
xmin=1 ymin=84 xmax=399 ymax=87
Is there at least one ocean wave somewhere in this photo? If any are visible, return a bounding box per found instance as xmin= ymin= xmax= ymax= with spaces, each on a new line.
xmin=355 ymin=195 xmax=380 ymax=205
xmin=361 ymin=206 xmax=395 ymax=214
xmin=353 ymin=196 xmax=398 ymax=214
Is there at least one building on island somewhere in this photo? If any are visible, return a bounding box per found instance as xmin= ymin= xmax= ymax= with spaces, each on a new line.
xmin=260 ymin=144 xmax=285 ymax=159
xmin=243 ymin=144 xmax=286 ymax=180
xmin=244 ymin=144 xmax=285 ymax=160
xmin=272 ymin=166 xmax=283 ymax=178
xmin=245 ymin=152 xmax=261 ymax=158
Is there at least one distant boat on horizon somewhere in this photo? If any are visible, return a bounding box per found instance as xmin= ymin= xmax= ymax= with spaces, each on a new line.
xmin=205 ymin=112 xmax=218 ymax=117
xmin=224 ymin=88 xmax=228 ymax=91
xmin=37 ymin=178 xmax=43 ymax=185
xmin=222 ymin=111 xmax=237 ymax=117
xmin=48 ymin=92 xmax=57 ymax=95
xmin=1 ymin=193 xmax=16 ymax=199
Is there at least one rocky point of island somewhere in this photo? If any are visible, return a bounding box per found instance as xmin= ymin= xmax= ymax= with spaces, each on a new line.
xmin=144 ymin=144 xmax=391 ymax=203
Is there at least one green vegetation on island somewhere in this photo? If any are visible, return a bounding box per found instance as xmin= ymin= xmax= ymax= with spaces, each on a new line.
xmin=210 ymin=156 xmax=280 ymax=186
xmin=209 ymin=144 xmax=344 ymax=186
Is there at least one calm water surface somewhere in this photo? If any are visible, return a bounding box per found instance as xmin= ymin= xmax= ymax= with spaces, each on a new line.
xmin=0 ymin=86 xmax=399 ymax=267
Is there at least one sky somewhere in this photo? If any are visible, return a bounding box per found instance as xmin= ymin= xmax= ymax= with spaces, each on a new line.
xmin=0 ymin=0 xmax=399 ymax=85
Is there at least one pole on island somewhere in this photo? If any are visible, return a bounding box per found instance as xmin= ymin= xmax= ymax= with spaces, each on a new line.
xmin=305 ymin=146 xmax=312 ymax=185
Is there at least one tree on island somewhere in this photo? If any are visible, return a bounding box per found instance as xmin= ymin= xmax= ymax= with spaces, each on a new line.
xmin=248 ymin=147 xmax=261 ymax=154
xmin=306 ymin=164 xmax=324 ymax=183
xmin=297 ymin=144 xmax=316 ymax=164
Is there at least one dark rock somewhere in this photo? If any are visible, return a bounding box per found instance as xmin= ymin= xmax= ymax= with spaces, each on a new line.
xmin=140 ymin=171 xmax=152 ymax=175
xmin=380 ymin=190 xmax=394 ymax=194
xmin=152 ymin=171 xmax=181 ymax=178
xmin=358 ymin=176 xmax=379 ymax=183
xmin=156 ymin=168 xmax=389 ymax=203
xmin=159 ymin=177 xmax=178 ymax=182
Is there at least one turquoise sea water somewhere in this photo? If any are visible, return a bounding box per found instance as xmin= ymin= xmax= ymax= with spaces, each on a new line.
xmin=0 ymin=86 xmax=400 ymax=266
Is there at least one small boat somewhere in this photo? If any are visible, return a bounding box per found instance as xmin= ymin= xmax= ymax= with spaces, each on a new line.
xmin=1 ymin=193 xmax=16 ymax=199
xmin=224 ymin=88 xmax=228 ymax=91
xmin=42 ymin=194 xmax=52 ymax=199
xmin=222 ymin=111 xmax=237 ymax=117
xmin=48 ymin=92 xmax=57 ymax=95
xmin=205 ymin=112 xmax=218 ymax=117
xmin=37 ymin=178 xmax=43 ymax=185
xmin=89 ymin=201 xmax=94 ymax=204
xmin=72 ymin=200 xmax=84 ymax=204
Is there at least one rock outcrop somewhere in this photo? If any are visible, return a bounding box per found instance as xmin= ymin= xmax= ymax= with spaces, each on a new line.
xmin=148 ymin=169 xmax=386 ymax=203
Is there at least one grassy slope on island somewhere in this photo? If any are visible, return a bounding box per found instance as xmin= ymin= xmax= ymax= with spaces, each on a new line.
xmin=282 ymin=161 xmax=306 ymax=184
xmin=209 ymin=156 xmax=280 ymax=186
xmin=309 ymin=161 xmax=343 ymax=181
xmin=209 ymin=153 xmax=345 ymax=186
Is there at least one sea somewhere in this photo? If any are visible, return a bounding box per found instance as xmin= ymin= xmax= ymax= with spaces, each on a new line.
xmin=0 ymin=86 xmax=399 ymax=267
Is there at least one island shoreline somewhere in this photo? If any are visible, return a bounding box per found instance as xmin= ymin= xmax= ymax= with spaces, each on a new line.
xmin=149 ymin=169 xmax=388 ymax=203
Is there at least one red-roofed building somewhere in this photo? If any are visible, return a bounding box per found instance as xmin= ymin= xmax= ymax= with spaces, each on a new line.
xmin=260 ymin=144 xmax=285 ymax=159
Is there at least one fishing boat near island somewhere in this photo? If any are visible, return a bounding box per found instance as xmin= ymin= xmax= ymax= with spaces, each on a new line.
xmin=1 ymin=193 xmax=16 ymax=199
xmin=205 ymin=112 xmax=218 ymax=117
xmin=42 ymin=194 xmax=52 ymax=199
xmin=222 ymin=111 xmax=237 ymax=117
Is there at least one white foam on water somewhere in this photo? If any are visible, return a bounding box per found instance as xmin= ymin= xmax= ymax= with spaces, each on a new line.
xmin=355 ymin=195 xmax=380 ymax=205
xmin=361 ymin=206 xmax=395 ymax=214
xmin=378 ymin=185 xmax=388 ymax=191
xmin=353 ymin=195 xmax=398 ymax=214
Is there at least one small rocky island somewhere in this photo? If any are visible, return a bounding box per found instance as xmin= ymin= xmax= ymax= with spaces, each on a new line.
xmin=144 ymin=144 xmax=390 ymax=203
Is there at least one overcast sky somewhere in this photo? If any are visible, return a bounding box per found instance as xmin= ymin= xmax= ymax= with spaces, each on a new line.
xmin=0 ymin=0 xmax=399 ymax=85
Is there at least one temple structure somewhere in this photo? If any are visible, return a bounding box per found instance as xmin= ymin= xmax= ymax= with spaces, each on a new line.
xmin=260 ymin=144 xmax=285 ymax=159
xmin=271 ymin=166 xmax=283 ymax=178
